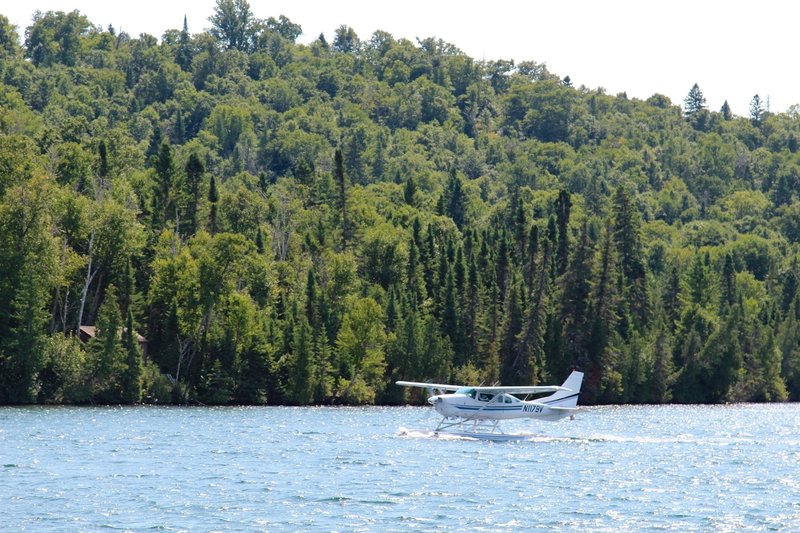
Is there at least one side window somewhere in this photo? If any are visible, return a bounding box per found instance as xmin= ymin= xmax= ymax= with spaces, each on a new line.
xmin=478 ymin=393 xmax=493 ymax=402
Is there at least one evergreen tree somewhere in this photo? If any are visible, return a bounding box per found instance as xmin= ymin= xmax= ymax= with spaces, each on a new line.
xmin=612 ymin=185 xmax=648 ymax=328
xmin=372 ymin=129 xmax=387 ymax=180
xmin=515 ymin=241 xmax=552 ymax=384
xmin=89 ymin=285 xmax=126 ymax=403
xmin=454 ymin=246 xmax=467 ymax=314
xmin=119 ymin=257 xmax=136 ymax=323
xmin=684 ymin=83 xmax=706 ymax=116
xmin=385 ymin=287 xmax=399 ymax=332
xmin=403 ymin=176 xmax=416 ymax=206
xmin=500 ymin=279 xmax=525 ymax=384
xmin=255 ymin=226 xmax=264 ymax=254
xmin=305 ymin=268 xmax=318 ymax=327
xmin=0 ymin=177 xmax=58 ymax=404
xmin=435 ymin=238 xmax=451 ymax=318
xmin=777 ymin=296 xmax=800 ymax=399
xmin=512 ymin=196 xmax=527 ymax=262
xmin=343 ymin=125 xmax=368 ymax=185
xmin=406 ymin=232 xmax=424 ymax=305
xmin=749 ymin=94 xmax=764 ymax=124
xmin=98 ymin=140 xmax=109 ymax=178
xmin=554 ymin=190 xmax=571 ymax=275
xmin=720 ymin=100 xmax=732 ymax=120
xmin=175 ymin=15 xmax=193 ymax=71
xmin=208 ymin=174 xmax=218 ymax=234
xmin=754 ymin=329 xmax=788 ymax=402
xmin=289 ymin=313 xmax=314 ymax=405
xmin=184 ymin=153 xmax=204 ymax=236
xmin=423 ymin=224 xmax=436 ymax=301
xmin=560 ymin=222 xmax=594 ymax=369
xmin=585 ymin=229 xmax=619 ymax=398
xmin=663 ymin=266 xmax=681 ymax=331
xmin=152 ymin=142 xmax=175 ymax=229
xmin=391 ymin=304 xmax=423 ymax=380
xmin=780 ymin=259 xmax=798 ymax=315
xmin=495 ymin=231 xmax=510 ymax=304
xmin=146 ymin=128 xmax=163 ymax=167
xmin=686 ymin=253 xmax=713 ymax=308
xmin=524 ymin=225 xmax=539 ymax=291
xmin=546 ymin=215 xmax=558 ymax=277
xmin=121 ymin=308 xmax=143 ymax=404
xmin=203 ymin=358 xmax=234 ymax=404
xmin=772 ymin=172 xmax=794 ymax=208
xmin=236 ymin=338 xmax=272 ymax=404
xmin=444 ymin=168 xmax=466 ymax=229
xmin=721 ymin=253 xmax=737 ymax=310
xmin=441 ymin=270 xmax=460 ymax=363
xmin=649 ymin=324 xmax=674 ymax=403
xmin=312 ymin=325 xmax=333 ymax=403
xmin=464 ymin=251 xmax=481 ymax=361
xmin=420 ymin=311 xmax=452 ymax=383
xmin=335 ymin=148 xmax=349 ymax=250
xmin=702 ymin=304 xmax=744 ymax=402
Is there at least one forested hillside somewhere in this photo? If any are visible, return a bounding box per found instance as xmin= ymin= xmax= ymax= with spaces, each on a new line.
xmin=1 ymin=1 xmax=799 ymax=405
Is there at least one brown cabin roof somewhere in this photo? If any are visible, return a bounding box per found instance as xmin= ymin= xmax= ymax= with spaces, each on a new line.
xmin=79 ymin=325 xmax=147 ymax=343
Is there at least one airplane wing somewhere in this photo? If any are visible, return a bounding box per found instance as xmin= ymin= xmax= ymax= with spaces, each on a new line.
xmin=471 ymin=385 xmax=569 ymax=394
xmin=396 ymin=381 xmax=569 ymax=394
xmin=395 ymin=381 xmax=462 ymax=391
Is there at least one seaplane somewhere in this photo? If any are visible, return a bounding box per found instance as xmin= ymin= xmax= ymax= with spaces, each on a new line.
xmin=397 ymin=370 xmax=584 ymax=441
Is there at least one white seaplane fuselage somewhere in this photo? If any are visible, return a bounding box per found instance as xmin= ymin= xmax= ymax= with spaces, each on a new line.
xmin=397 ymin=371 xmax=585 ymax=438
xmin=428 ymin=388 xmax=575 ymax=422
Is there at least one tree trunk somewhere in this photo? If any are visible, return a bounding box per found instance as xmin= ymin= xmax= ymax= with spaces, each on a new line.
xmin=77 ymin=230 xmax=96 ymax=329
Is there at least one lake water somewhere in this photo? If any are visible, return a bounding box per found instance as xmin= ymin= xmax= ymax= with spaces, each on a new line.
xmin=1 ymin=404 xmax=799 ymax=532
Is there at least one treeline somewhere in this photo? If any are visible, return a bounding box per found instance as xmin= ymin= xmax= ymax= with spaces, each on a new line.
xmin=1 ymin=1 xmax=800 ymax=405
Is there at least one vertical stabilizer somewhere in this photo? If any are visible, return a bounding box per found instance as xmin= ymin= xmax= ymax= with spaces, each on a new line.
xmin=541 ymin=370 xmax=583 ymax=407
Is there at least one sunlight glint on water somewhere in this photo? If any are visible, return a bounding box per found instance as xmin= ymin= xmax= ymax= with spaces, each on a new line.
xmin=1 ymin=404 xmax=799 ymax=531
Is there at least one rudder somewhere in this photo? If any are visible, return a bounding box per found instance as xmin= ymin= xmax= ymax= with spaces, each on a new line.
xmin=541 ymin=370 xmax=584 ymax=408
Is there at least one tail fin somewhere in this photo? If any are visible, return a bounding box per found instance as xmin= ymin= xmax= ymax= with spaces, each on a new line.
xmin=541 ymin=370 xmax=584 ymax=408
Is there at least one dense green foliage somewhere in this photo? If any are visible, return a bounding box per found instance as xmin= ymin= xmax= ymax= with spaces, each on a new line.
xmin=1 ymin=3 xmax=800 ymax=405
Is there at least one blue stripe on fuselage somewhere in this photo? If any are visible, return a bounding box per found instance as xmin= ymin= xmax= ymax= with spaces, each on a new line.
xmin=542 ymin=393 xmax=580 ymax=404
xmin=456 ymin=405 xmax=524 ymax=411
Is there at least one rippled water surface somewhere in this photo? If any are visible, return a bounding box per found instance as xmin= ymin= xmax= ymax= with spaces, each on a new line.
xmin=1 ymin=404 xmax=799 ymax=531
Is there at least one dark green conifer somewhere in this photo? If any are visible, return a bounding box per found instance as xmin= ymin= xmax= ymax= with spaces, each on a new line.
xmin=208 ymin=174 xmax=218 ymax=234
xmin=554 ymin=190 xmax=571 ymax=275
xmin=121 ymin=308 xmax=143 ymax=404
xmin=403 ymin=176 xmax=416 ymax=205
xmin=98 ymin=140 xmax=109 ymax=178
xmin=720 ymin=100 xmax=732 ymax=120
xmin=335 ymin=148 xmax=349 ymax=250
xmin=721 ymin=253 xmax=737 ymax=310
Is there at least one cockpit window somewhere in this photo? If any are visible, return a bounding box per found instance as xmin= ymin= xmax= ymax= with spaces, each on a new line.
xmin=478 ymin=392 xmax=494 ymax=402
xmin=456 ymin=387 xmax=476 ymax=398
xmin=497 ymin=394 xmax=518 ymax=403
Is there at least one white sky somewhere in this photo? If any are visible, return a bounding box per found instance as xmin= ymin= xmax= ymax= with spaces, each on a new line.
xmin=3 ymin=0 xmax=798 ymax=117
